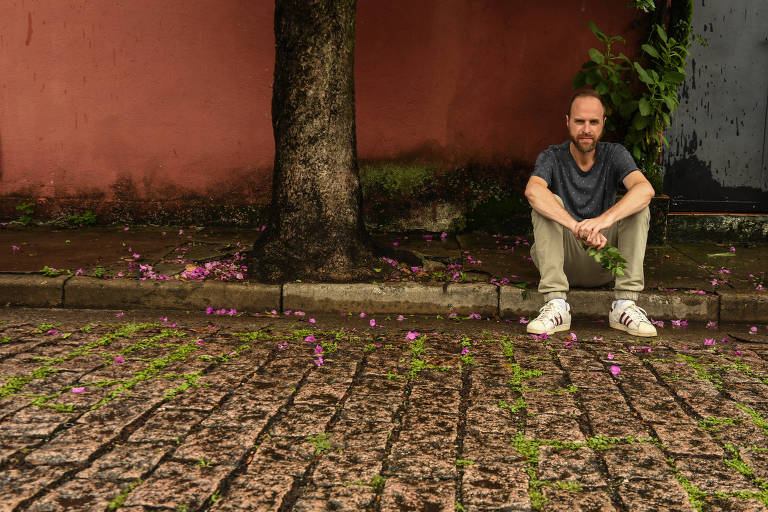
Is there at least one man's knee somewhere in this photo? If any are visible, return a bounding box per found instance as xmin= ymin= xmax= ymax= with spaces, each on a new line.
xmin=620 ymin=206 xmax=651 ymax=227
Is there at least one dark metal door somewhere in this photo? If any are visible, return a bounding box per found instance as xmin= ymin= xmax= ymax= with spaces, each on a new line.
xmin=663 ymin=0 xmax=768 ymax=213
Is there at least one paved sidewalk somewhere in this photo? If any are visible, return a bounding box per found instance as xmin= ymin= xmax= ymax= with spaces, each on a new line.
xmin=2 ymin=309 xmax=768 ymax=511
xmin=0 ymin=225 xmax=766 ymax=322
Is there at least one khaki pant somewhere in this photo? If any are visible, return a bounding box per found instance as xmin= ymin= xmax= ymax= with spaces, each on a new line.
xmin=530 ymin=196 xmax=650 ymax=302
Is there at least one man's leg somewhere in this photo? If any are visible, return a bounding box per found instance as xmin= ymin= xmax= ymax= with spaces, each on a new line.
xmin=529 ymin=198 xmax=568 ymax=301
xmin=528 ymin=197 xmax=572 ymax=334
xmin=614 ymin=206 xmax=650 ymax=301
xmin=608 ymin=206 xmax=656 ymax=336
xmin=562 ymin=227 xmax=614 ymax=288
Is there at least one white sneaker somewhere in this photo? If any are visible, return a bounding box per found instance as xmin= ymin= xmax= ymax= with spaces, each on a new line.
xmin=609 ymin=300 xmax=657 ymax=337
xmin=527 ymin=300 xmax=571 ymax=335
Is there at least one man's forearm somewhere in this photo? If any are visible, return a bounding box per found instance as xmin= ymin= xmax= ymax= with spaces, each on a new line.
xmin=525 ymin=185 xmax=578 ymax=233
xmin=599 ymin=182 xmax=654 ymax=225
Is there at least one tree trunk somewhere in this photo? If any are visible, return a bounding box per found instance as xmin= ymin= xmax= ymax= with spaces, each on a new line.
xmin=249 ymin=0 xmax=375 ymax=283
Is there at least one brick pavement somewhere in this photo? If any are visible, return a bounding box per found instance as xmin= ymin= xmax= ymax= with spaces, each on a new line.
xmin=2 ymin=314 xmax=768 ymax=511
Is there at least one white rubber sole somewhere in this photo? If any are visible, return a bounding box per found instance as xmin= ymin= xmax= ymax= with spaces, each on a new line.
xmin=609 ymin=321 xmax=657 ymax=337
xmin=527 ymin=322 xmax=571 ymax=336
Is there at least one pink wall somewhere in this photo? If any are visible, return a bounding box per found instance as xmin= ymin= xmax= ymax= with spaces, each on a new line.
xmin=356 ymin=0 xmax=642 ymax=165
xmin=0 ymin=0 xmax=641 ymax=208
xmin=0 ymin=0 xmax=276 ymax=202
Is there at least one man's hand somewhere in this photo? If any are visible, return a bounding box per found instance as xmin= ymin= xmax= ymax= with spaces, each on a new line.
xmin=576 ymin=217 xmax=610 ymax=250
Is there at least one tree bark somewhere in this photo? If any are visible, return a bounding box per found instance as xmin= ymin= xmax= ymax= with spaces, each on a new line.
xmin=249 ymin=0 xmax=375 ymax=282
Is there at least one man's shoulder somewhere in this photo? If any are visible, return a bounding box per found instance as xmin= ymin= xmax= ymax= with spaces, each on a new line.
xmin=596 ymin=141 xmax=630 ymax=157
xmin=541 ymin=140 xmax=571 ymax=154
xmin=537 ymin=141 xmax=571 ymax=160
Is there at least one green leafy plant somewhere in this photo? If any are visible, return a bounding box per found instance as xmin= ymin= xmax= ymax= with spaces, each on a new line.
xmin=67 ymin=210 xmax=97 ymax=226
xmin=93 ymin=266 xmax=110 ymax=278
xmin=573 ymin=7 xmax=692 ymax=194
xmin=368 ymin=474 xmax=386 ymax=490
xmin=581 ymin=243 xmax=627 ymax=277
xmin=40 ymin=266 xmax=69 ymax=277
xmin=107 ymin=479 xmax=143 ymax=510
xmin=15 ymin=201 xmax=35 ymax=225
xmin=196 ymin=457 xmax=213 ymax=467
xmin=631 ymin=0 xmax=656 ymax=12
xmin=307 ymin=433 xmax=332 ymax=455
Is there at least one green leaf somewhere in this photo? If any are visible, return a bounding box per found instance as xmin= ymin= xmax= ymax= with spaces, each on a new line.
xmin=588 ymin=21 xmax=606 ymax=42
xmin=663 ymin=71 xmax=686 ymax=85
xmin=638 ymin=97 xmax=651 ymax=116
xmin=573 ymin=73 xmax=586 ymax=89
xmin=619 ymin=99 xmax=637 ymax=118
xmin=589 ymin=48 xmax=605 ymax=65
xmin=663 ymin=95 xmax=677 ymax=111
xmin=632 ymin=113 xmax=649 ymax=130
xmin=596 ymin=82 xmax=610 ymax=95
xmin=655 ymin=25 xmax=668 ymax=43
xmin=641 ymin=44 xmax=660 ymax=59
xmin=634 ymin=62 xmax=653 ymax=84
xmin=586 ymin=69 xmax=601 ymax=85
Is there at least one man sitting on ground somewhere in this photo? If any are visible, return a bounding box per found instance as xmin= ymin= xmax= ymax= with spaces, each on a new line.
xmin=524 ymin=88 xmax=657 ymax=337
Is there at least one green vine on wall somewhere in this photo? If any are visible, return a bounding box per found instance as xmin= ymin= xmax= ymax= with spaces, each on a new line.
xmin=573 ymin=0 xmax=693 ymax=194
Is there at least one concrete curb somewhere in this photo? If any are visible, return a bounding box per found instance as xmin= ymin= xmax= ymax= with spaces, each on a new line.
xmin=0 ymin=274 xmax=761 ymax=322
xmin=62 ymin=276 xmax=281 ymax=312
xmin=717 ymin=290 xmax=768 ymax=324
xmin=283 ymin=282 xmax=498 ymax=315
xmin=0 ymin=274 xmax=67 ymax=307
xmin=500 ymin=288 xmax=719 ymax=321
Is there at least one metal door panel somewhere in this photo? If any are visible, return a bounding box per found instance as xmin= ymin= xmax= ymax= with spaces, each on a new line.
xmin=663 ymin=0 xmax=768 ymax=212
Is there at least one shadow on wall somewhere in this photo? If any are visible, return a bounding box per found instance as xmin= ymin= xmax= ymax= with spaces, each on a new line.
xmin=665 ymin=156 xmax=768 ymax=211
xmin=0 ymin=166 xmax=273 ymax=226
xmin=359 ymin=155 xmax=534 ymax=234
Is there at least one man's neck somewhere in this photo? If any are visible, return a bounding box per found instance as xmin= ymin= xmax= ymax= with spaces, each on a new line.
xmin=569 ymin=142 xmax=596 ymax=171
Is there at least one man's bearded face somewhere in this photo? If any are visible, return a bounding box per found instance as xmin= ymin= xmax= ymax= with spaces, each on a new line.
xmin=567 ymin=97 xmax=605 ymax=154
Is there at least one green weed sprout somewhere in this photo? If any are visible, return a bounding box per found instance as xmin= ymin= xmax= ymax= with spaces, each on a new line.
xmin=582 ymin=242 xmax=627 ymax=277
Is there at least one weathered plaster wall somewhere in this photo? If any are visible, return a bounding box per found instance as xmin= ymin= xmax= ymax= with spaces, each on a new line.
xmin=356 ymin=0 xmax=642 ymax=165
xmin=0 ymin=0 xmax=275 ymax=204
xmin=0 ymin=0 xmax=641 ymax=221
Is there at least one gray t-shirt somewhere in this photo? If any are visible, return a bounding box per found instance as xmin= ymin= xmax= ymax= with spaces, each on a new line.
xmin=532 ymin=141 xmax=638 ymax=221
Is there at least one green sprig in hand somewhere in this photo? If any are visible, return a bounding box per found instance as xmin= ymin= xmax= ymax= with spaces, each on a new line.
xmin=581 ymin=242 xmax=627 ymax=277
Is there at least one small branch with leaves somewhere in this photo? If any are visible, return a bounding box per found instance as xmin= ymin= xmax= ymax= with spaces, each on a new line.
xmin=582 ymin=242 xmax=627 ymax=277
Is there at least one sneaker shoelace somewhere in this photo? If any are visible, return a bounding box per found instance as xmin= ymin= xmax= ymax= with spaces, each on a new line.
xmin=623 ymin=304 xmax=650 ymax=325
xmin=537 ymin=302 xmax=563 ymax=323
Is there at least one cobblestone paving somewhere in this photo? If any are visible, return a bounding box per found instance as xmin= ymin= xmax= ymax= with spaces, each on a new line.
xmin=2 ymin=311 xmax=768 ymax=511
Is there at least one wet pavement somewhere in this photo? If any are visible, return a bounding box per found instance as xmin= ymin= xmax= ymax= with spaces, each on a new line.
xmin=2 ymin=308 xmax=768 ymax=511
xmin=0 ymin=225 xmax=765 ymax=296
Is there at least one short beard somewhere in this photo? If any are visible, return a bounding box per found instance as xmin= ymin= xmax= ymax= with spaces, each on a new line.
xmin=571 ymin=136 xmax=597 ymax=153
